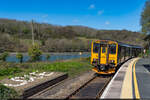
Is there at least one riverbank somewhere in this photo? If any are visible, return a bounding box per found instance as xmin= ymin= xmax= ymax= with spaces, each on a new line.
xmin=0 ymin=57 xmax=92 ymax=80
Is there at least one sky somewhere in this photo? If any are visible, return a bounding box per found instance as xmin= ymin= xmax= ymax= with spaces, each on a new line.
xmin=0 ymin=0 xmax=147 ymax=31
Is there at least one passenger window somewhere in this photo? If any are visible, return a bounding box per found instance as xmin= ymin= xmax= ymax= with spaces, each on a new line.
xmin=109 ymin=44 xmax=116 ymax=54
xmin=102 ymin=47 xmax=106 ymax=53
xmin=93 ymin=43 xmax=99 ymax=53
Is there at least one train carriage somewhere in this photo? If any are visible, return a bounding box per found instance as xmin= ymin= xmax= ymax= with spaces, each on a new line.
xmin=91 ymin=40 xmax=142 ymax=74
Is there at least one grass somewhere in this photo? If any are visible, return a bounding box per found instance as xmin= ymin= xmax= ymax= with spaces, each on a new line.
xmin=0 ymin=57 xmax=92 ymax=80
xmin=32 ymin=59 xmax=92 ymax=77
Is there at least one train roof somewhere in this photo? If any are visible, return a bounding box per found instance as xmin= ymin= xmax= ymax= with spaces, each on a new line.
xmin=93 ymin=39 xmax=143 ymax=49
xmin=118 ymin=42 xmax=142 ymax=49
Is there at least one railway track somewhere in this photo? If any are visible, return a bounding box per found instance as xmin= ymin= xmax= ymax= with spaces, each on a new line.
xmin=67 ymin=75 xmax=112 ymax=99
xmin=28 ymin=73 xmax=112 ymax=99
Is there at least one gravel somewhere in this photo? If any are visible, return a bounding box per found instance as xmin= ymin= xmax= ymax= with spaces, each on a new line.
xmin=30 ymin=71 xmax=95 ymax=99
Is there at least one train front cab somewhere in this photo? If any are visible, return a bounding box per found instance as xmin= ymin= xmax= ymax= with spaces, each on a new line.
xmin=91 ymin=40 xmax=118 ymax=74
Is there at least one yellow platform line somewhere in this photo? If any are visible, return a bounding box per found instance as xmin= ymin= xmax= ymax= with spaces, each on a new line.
xmin=121 ymin=59 xmax=136 ymax=98
xmin=121 ymin=58 xmax=140 ymax=99
xmin=133 ymin=59 xmax=140 ymax=99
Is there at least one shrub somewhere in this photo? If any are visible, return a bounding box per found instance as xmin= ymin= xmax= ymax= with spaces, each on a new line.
xmin=16 ymin=53 xmax=23 ymax=63
xmin=85 ymin=56 xmax=91 ymax=62
xmin=146 ymin=50 xmax=150 ymax=57
xmin=28 ymin=44 xmax=42 ymax=62
xmin=46 ymin=54 xmax=51 ymax=61
xmin=0 ymin=67 xmax=22 ymax=76
xmin=0 ymin=52 xmax=9 ymax=61
xmin=138 ymin=53 xmax=143 ymax=57
xmin=0 ymin=84 xmax=18 ymax=100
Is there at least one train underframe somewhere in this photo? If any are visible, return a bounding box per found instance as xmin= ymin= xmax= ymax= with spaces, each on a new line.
xmin=92 ymin=62 xmax=117 ymax=74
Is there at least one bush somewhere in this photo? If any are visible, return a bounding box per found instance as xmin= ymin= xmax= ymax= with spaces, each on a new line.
xmin=16 ymin=53 xmax=23 ymax=63
xmin=0 ymin=67 xmax=22 ymax=76
xmin=85 ymin=56 xmax=91 ymax=62
xmin=28 ymin=44 xmax=42 ymax=62
xmin=0 ymin=84 xmax=18 ymax=100
xmin=146 ymin=50 xmax=150 ymax=57
xmin=0 ymin=52 xmax=9 ymax=61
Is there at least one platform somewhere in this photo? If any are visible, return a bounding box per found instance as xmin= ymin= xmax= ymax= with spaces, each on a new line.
xmin=101 ymin=57 xmax=150 ymax=99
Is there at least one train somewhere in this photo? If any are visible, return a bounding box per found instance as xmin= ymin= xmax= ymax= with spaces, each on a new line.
xmin=91 ymin=40 xmax=142 ymax=74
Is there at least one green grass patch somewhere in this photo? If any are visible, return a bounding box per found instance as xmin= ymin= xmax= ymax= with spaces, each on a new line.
xmin=0 ymin=57 xmax=92 ymax=79
xmin=31 ymin=60 xmax=92 ymax=77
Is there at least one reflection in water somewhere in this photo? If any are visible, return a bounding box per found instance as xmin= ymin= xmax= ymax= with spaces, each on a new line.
xmin=6 ymin=53 xmax=90 ymax=63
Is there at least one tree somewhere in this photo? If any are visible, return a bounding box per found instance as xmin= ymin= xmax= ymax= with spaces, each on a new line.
xmin=22 ymin=28 xmax=30 ymax=34
xmin=61 ymin=26 xmax=76 ymax=39
xmin=28 ymin=43 xmax=42 ymax=62
xmin=46 ymin=54 xmax=51 ymax=61
xmin=0 ymin=52 xmax=9 ymax=61
xmin=16 ymin=53 xmax=23 ymax=63
xmin=141 ymin=0 xmax=150 ymax=34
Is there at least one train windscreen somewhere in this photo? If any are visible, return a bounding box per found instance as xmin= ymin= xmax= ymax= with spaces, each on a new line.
xmin=93 ymin=43 xmax=99 ymax=53
xmin=109 ymin=44 xmax=116 ymax=54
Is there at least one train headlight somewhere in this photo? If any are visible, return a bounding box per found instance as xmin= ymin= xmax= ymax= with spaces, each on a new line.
xmin=109 ymin=60 xmax=115 ymax=68
xmin=110 ymin=60 xmax=115 ymax=63
xmin=100 ymin=65 xmax=105 ymax=71
xmin=93 ymin=58 xmax=97 ymax=61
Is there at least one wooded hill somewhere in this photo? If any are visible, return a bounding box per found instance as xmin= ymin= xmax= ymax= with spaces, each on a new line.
xmin=0 ymin=18 xmax=146 ymax=52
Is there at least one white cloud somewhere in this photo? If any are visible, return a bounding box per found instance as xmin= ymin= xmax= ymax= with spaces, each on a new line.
xmin=89 ymin=4 xmax=95 ymax=9
xmin=43 ymin=20 xmax=49 ymax=23
xmin=98 ymin=10 xmax=104 ymax=15
xmin=42 ymin=14 xmax=48 ymax=18
xmin=73 ymin=19 xmax=79 ymax=23
xmin=105 ymin=21 xmax=110 ymax=25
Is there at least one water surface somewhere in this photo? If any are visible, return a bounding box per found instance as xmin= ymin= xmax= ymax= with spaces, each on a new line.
xmin=6 ymin=52 xmax=90 ymax=63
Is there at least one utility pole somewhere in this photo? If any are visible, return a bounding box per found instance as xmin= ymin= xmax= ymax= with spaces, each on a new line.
xmin=31 ymin=19 xmax=35 ymax=45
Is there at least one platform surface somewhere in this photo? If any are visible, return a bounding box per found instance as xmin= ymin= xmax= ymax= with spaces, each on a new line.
xmin=135 ymin=58 xmax=150 ymax=98
xmin=101 ymin=57 xmax=150 ymax=99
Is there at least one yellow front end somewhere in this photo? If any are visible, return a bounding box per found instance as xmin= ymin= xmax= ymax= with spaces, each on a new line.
xmin=91 ymin=40 xmax=118 ymax=74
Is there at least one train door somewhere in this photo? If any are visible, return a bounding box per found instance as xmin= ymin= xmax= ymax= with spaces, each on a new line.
xmin=108 ymin=44 xmax=117 ymax=65
xmin=100 ymin=44 xmax=108 ymax=65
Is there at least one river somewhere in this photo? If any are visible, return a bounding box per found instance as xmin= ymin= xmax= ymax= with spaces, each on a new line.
xmin=5 ymin=52 xmax=91 ymax=63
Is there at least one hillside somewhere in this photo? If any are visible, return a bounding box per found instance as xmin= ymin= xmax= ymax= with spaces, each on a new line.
xmin=0 ymin=18 xmax=146 ymax=52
